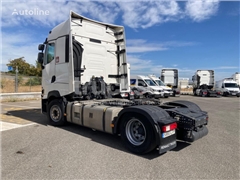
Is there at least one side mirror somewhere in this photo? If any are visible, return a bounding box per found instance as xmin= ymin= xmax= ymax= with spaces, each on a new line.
xmin=221 ymin=85 xmax=224 ymax=88
xmin=38 ymin=44 xmax=45 ymax=51
xmin=38 ymin=52 xmax=44 ymax=64
xmin=143 ymin=84 xmax=147 ymax=87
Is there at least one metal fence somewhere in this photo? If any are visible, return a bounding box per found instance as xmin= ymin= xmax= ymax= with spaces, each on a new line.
xmin=0 ymin=72 xmax=41 ymax=93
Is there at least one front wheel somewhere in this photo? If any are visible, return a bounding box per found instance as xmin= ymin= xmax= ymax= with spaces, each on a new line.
xmin=120 ymin=113 xmax=156 ymax=154
xmin=47 ymin=99 xmax=66 ymax=126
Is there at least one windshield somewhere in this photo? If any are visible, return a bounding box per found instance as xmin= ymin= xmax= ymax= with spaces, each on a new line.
xmin=144 ymin=79 xmax=156 ymax=86
xmin=224 ymin=83 xmax=238 ymax=88
xmin=155 ymin=80 xmax=165 ymax=86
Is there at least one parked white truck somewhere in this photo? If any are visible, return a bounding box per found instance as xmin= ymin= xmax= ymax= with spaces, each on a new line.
xmin=192 ymin=70 xmax=221 ymax=97
xmin=231 ymin=72 xmax=240 ymax=86
xmin=37 ymin=11 xmax=208 ymax=155
xmin=215 ymin=78 xmax=240 ymax=97
xmin=148 ymin=75 xmax=173 ymax=96
xmin=130 ymin=75 xmax=170 ymax=98
xmin=160 ymin=69 xmax=180 ymax=96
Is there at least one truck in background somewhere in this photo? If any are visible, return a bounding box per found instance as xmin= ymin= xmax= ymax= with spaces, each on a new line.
xmin=130 ymin=75 xmax=170 ymax=98
xmin=231 ymin=72 xmax=240 ymax=87
xmin=160 ymin=69 xmax=180 ymax=96
xmin=215 ymin=78 xmax=240 ymax=97
xmin=148 ymin=75 xmax=173 ymax=96
xmin=192 ymin=70 xmax=221 ymax=97
xmin=37 ymin=11 xmax=208 ymax=155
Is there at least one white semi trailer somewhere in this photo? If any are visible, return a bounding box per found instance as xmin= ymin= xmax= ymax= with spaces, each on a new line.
xmin=192 ymin=70 xmax=220 ymax=97
xmin=37 ymin=11 xmax=208 ymax=155
xmin=160 ymin=69 xmax=180 ymax=96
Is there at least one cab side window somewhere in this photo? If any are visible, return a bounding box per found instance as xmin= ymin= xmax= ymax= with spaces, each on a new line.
xmin=138 ymin=79 xmax=146 ymax=86
xmin=44 ymin=43 xmax=55 ymax=65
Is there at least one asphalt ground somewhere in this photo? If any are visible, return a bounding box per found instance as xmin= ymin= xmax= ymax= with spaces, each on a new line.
xmin=1 ymin=96 xmax=239 ymax=179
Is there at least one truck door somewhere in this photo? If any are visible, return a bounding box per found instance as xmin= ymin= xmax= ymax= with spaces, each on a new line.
xmin=42 ymin=42 xmax=56 ymax=94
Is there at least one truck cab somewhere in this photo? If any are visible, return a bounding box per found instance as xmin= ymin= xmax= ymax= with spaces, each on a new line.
xmin=37 ymin=11 xmax=130 ymax=110
xmin=130 ymin=75 xmax=170 ymax=98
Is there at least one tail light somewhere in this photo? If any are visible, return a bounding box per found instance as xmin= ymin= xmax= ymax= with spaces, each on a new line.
xmin=162 ymin=122 xmax=177 ymax=132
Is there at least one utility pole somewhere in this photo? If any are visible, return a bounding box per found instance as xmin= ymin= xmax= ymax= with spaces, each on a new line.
xmin=15 ymin=66 xmax=18 ymax=92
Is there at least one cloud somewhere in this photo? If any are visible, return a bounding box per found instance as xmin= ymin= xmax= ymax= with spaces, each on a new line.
xmin=117 ymin=1 xmax=181 ymax=29
xmin=1 ymin=32 xmax=40 ymax=66
xmin=213 ymin=66 xmax=239 ymax=70
xmin=127 ymin=55 xmax=163 ymax=76
xmin=185 ymin=0 xmax=219 ymax=22
xmin=127 ymin=39 xmax=197 ymax=53
xmin=2 ymin=1 xmax=220 ymax=29
xmin=1 ymin=1 xmax=120 ymax=27
xmin=127 ymin=39 xmax=168 ymax=53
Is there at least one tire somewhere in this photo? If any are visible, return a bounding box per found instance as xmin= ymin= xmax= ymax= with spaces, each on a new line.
xmin=47 ymin=99 xmax=66 ymax=126
xmin=120 ymin=113 xmax=156 ymax=154
xmin=144 ymin=93 xmax=152 ymax=99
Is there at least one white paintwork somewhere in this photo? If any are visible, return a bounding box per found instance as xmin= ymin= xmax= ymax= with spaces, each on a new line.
xmin=130 ymin=75 xmax=168 ymax=97
xmin=148 ymin=75 xmax=173 ymax=95
xmin=231 ymin=73 xmax=240 ymax=86
xmin=192 ymin=70 xmax=214 ymax=88
xmin=41 ymin=11 xmax=129 ymax=99
xmin=161 ymin=69 xmax=178 ymax=87
xmin=215 ymin=78 xmax=240 ymax=96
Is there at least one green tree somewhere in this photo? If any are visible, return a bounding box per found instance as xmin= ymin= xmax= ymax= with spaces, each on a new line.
xmin=7 ymin=57 xmax=42 ymax=76
xmin=7 ymin=57 xmax=30 ymax=75
xmin=35 ymin=60 xmax=42 ymax=77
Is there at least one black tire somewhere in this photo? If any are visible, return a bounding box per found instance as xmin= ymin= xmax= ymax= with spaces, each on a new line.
xmin=144 ymin=93 xmax=151 ymax=98
xmin=47 ymin=99 xmax=66 ymax=126
xmin=120 ymin=113 xmax=156 ymax=154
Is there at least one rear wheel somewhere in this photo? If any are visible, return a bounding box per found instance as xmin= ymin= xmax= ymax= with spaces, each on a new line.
xmin=120 ymin=113 xmax=156 ymax=154
xmin=47 ymin=99 xmax=66 ymax=126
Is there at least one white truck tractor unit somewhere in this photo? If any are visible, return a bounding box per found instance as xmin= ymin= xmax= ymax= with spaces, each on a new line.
xmin=37 ymin=11 xmax=208 ymax=155
xmin=215 ymin=78 xmax=240 ymax=97
xmin=130 ymin=75 xmax=170 ymax=98
xmin=148 ymin=75 xmax=173 ymax=96
xmin=231 ymin=72 xmax=240 ymax=86
xmin=160 ymin=69 xmax=180 ymax=96
xmin=192 ymin=70 xmax=221 ymax=97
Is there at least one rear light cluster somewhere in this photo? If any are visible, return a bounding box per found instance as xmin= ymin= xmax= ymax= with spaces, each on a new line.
xmin=162 ymin=122 xmax=177 ymax=132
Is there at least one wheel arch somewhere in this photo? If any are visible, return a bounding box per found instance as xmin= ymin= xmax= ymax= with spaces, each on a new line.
xmin=164 ymin=100 xmax=205 ymax=113
xmin=114 ymin=105 xmax=173 ymax=145
xmin=47 ymin=90 xmax=61 ymax=102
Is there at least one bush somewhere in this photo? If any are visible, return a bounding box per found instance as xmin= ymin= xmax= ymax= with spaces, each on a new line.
xmin=0 ymin=77 xmax=7 ymax=89
xmin=25 ymin=76 xmax=41 ymax=86
xmin=17 ymin=75 xmax=24 ymax=85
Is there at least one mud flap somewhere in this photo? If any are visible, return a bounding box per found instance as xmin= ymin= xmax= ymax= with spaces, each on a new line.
xmin=177 ymin=125 xmax=208 ymax=142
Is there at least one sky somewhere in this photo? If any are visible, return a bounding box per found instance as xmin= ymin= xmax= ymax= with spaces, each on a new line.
xmin=1 ymin=0 xmax=239 ymax=81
